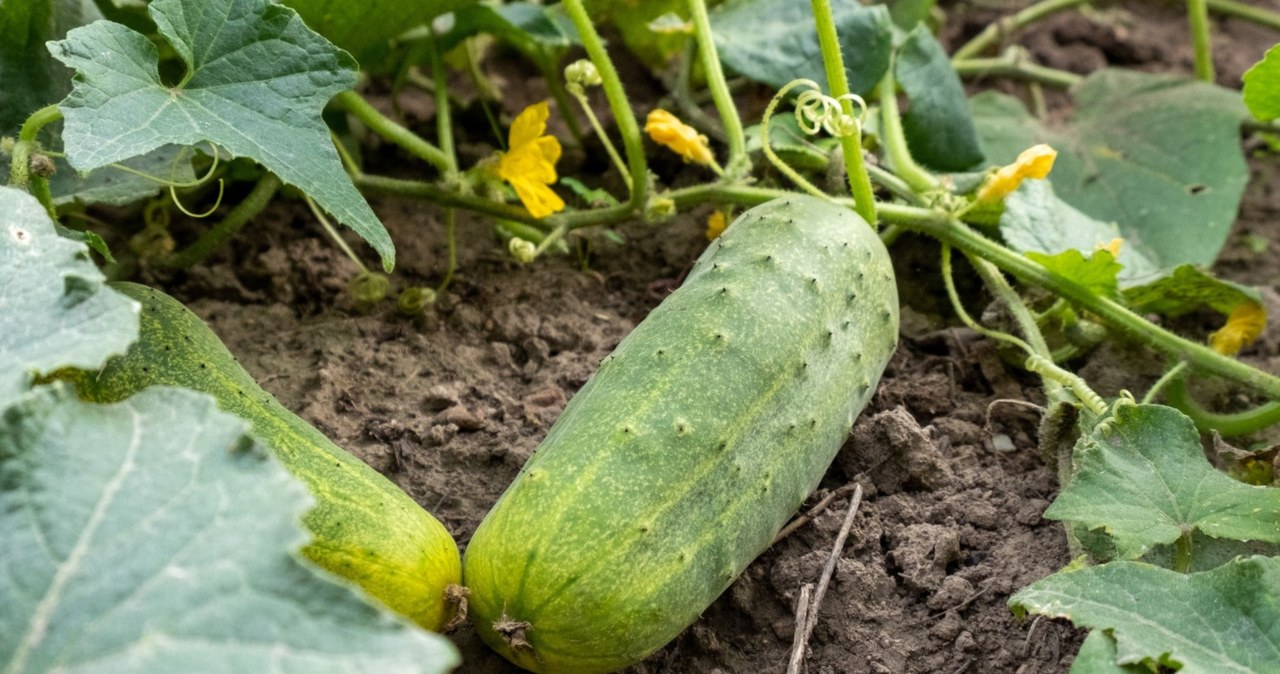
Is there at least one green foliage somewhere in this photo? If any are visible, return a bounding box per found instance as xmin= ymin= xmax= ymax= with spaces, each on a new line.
xmin=0 ymin=186 xmax=137 ymax=399
xmin=280 ymin=0 xmax=476 ymax=65
xmin=1243 ymin=44 xmax=1280 ymax=122
xmin=582 ymin=0 xmax=692 ymax=68
xmin=1070 ymin=632 xmax=1149 ymax=674
xmin=1120 ymin=264 xmax=1261 ymax=317
xmin=972 ymin=70 xmax=1248 ymax=269
xmin=710 ymin=0 xmax=892 ymax=96
xmin=0 ymin=0 xmax=100 ymax=138
xmin=47 ymin=0 xmax=396 ymax=271
xmin=1001 ymin=181 xmax=1158 ymax=283
xmin=1025 ymin=248 xmax=1123 ymax=301
xmin=885 ymin=0 xmax=935 ymax=30
xmin=896 ymin=24 xmax=984 ymax=171
xmin=1046 ymin=403 xmax=1280 ymax=560
xmin=445 ymin=2 xmax=580 ymax=53
xmin=1011 ymin=556 xmax=1280 ymax=674
xmin=745 ymin=114 xmax=838 ymax=172
xmin=0 ymin=385 xmax=459 ymax=674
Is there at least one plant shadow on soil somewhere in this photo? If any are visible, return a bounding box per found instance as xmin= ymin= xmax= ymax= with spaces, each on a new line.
xmin=131 ymin=1 xmax=1280 ymax=671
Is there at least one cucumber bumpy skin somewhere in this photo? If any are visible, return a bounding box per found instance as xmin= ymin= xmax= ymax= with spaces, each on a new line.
xmin=463 ymin=196 xmax=899 ymax=673
xmin=71 ymin=283 xmax=463 ymax=631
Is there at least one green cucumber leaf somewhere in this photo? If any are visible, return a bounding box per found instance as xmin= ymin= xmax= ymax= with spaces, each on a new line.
xmin=1071 ymin=631 xmax=1148 ymax=674
xmin=1045 ymin=403 xmax=1280 ymax=559
xmin=0 ymin=187 xmax=138 ymax=402
xmin=583 ymin=0 xmax=691 ymax=68
xmin=886 ymin=0 xmax=936 ymax=30
xmin=280 ymin=0 xmax=476 ymax=65
xmin=710 ymin=0 xmax=893 ymax=97
xmin=1001 ymin=180 xmax=1160 ymax=283
xmin=1243 ymin=44 xmax=1280 ymax=122
xmin=0 ymin=0 xmax=101 ymax=138
xmin=896 ymin=24 xmax=984 ymax=171
xmin=444 ymin=3 xmax=579 ymax=54
xmin=1121 ymin=264 xmax=1262 ymax=318
xmin=0 ymin=384 xmax=459 ymax=674
xmin=48 ymin=0 xmax=396 ymax=271
xmin=1026 ymin=249 xmax=1123 ymax=301
xmin=1012 ymin=556 xmax=1280 ymax=674
xmin=972 ymin=70 xmax=1248 ymax=269
xmin=0 ymin=0 xmax=194 ymax=206
xmin=560 ymin=177 xmax=621 ymax=208
xmin=1139 ymin=531 xmax=1280 ymax=573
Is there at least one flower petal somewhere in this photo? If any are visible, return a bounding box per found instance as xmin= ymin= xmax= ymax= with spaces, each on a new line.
xmin=645 ymin=109 xmax=715 ymax=166
xmin=510 ymin=101 xmax=551 ymax=149
xmin=510 ymin=176 xmax=565 ymax=219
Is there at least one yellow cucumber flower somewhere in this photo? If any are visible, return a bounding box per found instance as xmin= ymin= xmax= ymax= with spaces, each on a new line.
xmin=645 ymin=109 xmax=716 ymax=167
xmin=1210 ymin=302 xmax=1267 ymax=356
xmin=705 ymin=210 xmax=727 ymax=241
xmin=977 ymin=144 xmax=1058 ymax=204
xmin=496 ymin=101 xmax=565 ymax=219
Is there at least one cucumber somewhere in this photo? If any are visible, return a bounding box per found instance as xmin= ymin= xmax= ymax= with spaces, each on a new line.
xmin=70 ymin=283 xmax=463 ymax=632
xmin=463 ymin=196 xmax=899 ymax=673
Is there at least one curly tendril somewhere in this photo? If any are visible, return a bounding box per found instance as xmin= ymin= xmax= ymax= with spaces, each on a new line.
xmin=793 ymin=89 xmax=867 ymax=138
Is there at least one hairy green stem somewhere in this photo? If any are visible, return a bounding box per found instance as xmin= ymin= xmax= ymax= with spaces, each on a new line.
xmin=1142 ymin=361 xmax=1189 ymax=405
xmin=333 ymin=91 xmax=452 ymax=173
xmin=562 ymin=0 xmax=648 ymax=212
xmin=811 ymin=0 xmax=877 ymax=224
xmin=1206 ymin=0 xmax=1280 ymax=30
xmin=952 ymin=0 xmax=1093 ymax=60
xmin=877 ymin=70 xmax=939 ymax=193
xmin=10 ymin=104 xmax=62 ymax=193
xmin=688 ymin=0 xmax=748 ymax=175
xmin=906 ymin=215 xmax=1280 ymax=402
xmin=1165 ymin=376 xmax=1280 ymax=436
xmin=428 ymin=33 xmax=458 ymax=174
xmin=1187 ymin=0 xmax=1216 ymax=82
xmin=674 ymin=42 xmax=728 ymax=142
xmin=952 ymin=55 xmax=1084 ymax=88
xmin=162 ymin=172 xmax=283 ymax=269
xmin=573 ymin=90 xmax=632 ymax=191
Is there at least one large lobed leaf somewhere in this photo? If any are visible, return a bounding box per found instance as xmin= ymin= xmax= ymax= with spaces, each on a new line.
xmin=0 ymin=187 xmax=138 ymax=402
xmin=710 ymin=0 xmax=892 ymax=97
xmin=0 ymin=384 xmax=458 ymax=674
xmin=1046 ymin=403 xmax=1280 ymax=560
xmin=1012 ymin=556 xmax=1280 ymax=674
xmin=1243 ymin=44 xmax=1280 ymax=122
xmin=47 ymin=0 xmax=396 ymax=270
xmin=896 ymin=24 xmax=984 ymax=171
xmin=973 ymin=70 xmax=1247 ymax=269
xmin=280 ymin=0 xmax=476 ymax=65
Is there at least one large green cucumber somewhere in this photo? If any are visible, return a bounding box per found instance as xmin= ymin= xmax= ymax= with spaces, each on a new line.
xmin=71 ymin=283 xmax=463 ymax=631
xmin=463 ymin=196 xmax=899 ymax=673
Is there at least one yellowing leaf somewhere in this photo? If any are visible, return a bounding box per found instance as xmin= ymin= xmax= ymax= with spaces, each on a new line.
xmin=1210 ymin=301 xmax=1267 ymax=356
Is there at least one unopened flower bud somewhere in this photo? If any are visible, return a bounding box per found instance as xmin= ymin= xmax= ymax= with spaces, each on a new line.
xmin=509 ymin=237 xmax=537 ymax=263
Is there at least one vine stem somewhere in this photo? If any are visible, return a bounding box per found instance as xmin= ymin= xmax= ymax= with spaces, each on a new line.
xmin=162 ymin=172 xmax=283 ymax=269
xmin=332 ymin=91 xmax=452 ymax=173
xmin=877 ymin=69 xmax=938 ymax=193
xmin=953 ymin=54 xmax=1084 ymax=88
xmin=561 ymin=0 xmax=648 ymax=213
xmin=688 ymin=0 xmax=748 ymax=175
xmin=952 ymin=0 xmax=1093 ymax=60
xmin=9 ymin=104 xmax=63 ymax=208
xmin=428 ymin=31 xmax=458 ymax=174
xmin=1187 ymin=0 xmax=1216 ymax=82
xmin=907 ymin=215 xmax=1280 ymax=403
xmin=1206 ymin=0 xmax=1280 ymax=30
xmin=1165 ymin=376 xmax=1280 ymax=437
xmin=811 ymin=0 xmax=876 ymax=224
xmin=571 ymin=90 xmax=632 ymax=191
xmin=351 ymin=170 xmax=1280 ymax=403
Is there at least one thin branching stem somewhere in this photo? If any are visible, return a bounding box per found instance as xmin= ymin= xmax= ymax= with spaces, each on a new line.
xmin=952 ymin=0 xmax=1093 ymax=60
xmin=811 ymin=0 xmax=876 ymax=224
xmin=163 ymin=172 xmax=282 ymax=269
xmin=688 ymin=0 xmax=748 ymax=174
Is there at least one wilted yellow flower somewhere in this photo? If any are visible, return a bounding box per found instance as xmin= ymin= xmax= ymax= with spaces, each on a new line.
xmin=496 ymin=101 xmax=564 ymax=219
xmin=977 ymin=144 xmax=1058 ymax=203
xmin=645 ymin=109 xmax=715 ymax=167
xmin=705 ymin=210 xmax=727 ymax=241
xmin=1210 ymin=302 xmax=1267 ymax=356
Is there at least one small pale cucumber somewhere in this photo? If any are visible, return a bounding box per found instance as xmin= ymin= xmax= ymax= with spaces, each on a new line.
xmin=463 ymin=196 xmax=899 ymax=673
xmin=71 ymin=283 xmax=463 ymax=631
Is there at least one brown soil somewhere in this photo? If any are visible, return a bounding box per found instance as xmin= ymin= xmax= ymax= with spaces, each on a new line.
xmin=131 ymin=2 xmax=1280 ymax=672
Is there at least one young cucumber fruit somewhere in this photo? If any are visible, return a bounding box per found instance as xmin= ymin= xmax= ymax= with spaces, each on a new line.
xmin=463 ymin=196 xmax=899 ymax=673
xmin=71 ymin=283 xmax=463 ymax=631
